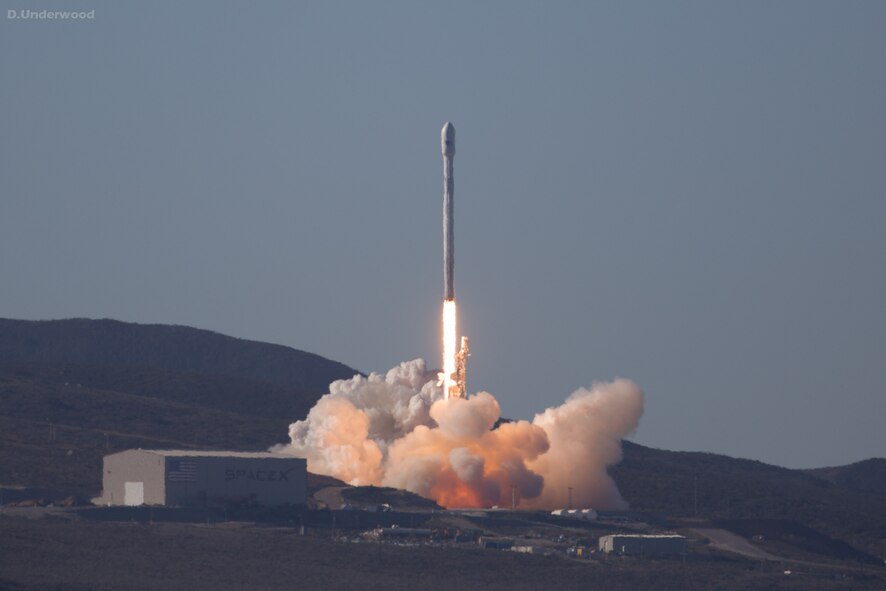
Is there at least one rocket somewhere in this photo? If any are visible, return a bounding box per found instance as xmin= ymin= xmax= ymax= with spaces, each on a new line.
xmin=442 ymin=122 xmax=455 ymax=301
xmin=440 ymin=122 xmax=469 ymax=399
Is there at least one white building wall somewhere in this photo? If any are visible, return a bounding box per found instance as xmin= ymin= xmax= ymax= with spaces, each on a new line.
xmin=98 ymin=450 xmax=306 ymax=507
xmin=101 ymin=450 xmax=166 ymax=505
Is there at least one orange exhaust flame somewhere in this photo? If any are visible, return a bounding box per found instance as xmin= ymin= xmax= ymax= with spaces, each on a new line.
xmin=442 ymin=299 xmax=457 ymax=398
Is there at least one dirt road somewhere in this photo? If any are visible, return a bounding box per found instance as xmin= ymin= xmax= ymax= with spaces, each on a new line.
xmin=691 ymin=528 xmax=780 ymax=561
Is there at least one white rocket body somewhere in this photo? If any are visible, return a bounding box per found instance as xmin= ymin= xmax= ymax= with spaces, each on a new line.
xmin=442 ymin=122 xmax=455 ymax=301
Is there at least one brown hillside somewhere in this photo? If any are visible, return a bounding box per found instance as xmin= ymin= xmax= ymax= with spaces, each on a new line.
xmin=613 ymin=441 xmax=886 ymax=559
xmin=0 ymin=318 xmax=357 ymax=394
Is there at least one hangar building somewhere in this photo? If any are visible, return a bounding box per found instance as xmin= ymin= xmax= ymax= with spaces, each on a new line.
xmin=598 ymin=534 xmax=687 ymax=556
xmin=98 ymin=450 xmax=307 ymax=507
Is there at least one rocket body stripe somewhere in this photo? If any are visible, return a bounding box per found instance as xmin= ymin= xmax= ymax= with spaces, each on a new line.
xmin=442 ymin=122 xmax=455 ymax=301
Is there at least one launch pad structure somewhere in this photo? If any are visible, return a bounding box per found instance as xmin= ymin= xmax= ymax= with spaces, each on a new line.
xmin=453 ymin=336 xmax=470 ymax=398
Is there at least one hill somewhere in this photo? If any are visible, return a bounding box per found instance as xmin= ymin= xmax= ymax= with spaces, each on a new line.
xmin=805 ymin=459 xmax=886 ymax=497
xmin=0 ymin=317 xmax=359 ymax=440
xmin=0 ymin=318 xmax=359 ymax=495
xmin=0 ymin=318 xmax=356 ymax=394
xmin=0 ymin=370 xmax=286 ymax=493
xmin=612 ymin=441 xmax=886 ymax=559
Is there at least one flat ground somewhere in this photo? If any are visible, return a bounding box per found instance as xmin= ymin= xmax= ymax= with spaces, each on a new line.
xmin=2 ymin=513 xmax=885 ymax=591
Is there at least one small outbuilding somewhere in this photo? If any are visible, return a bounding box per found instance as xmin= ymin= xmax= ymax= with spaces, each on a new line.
xmin=97 ymin=450 xmax=307 ymax=507
xmin=551 ymin=508 xmax=598 ymax=521
xmin=598 ymin=534 xmax=687 ymax=556
xmin=479 ymin=537 xmax=514 ymax=550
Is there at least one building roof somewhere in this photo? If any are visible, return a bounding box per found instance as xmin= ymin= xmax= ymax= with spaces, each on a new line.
xmin=600 ymin=534 xmax=686 ymax=539
xmin=114 ymin=449 xmax=304 ymax=460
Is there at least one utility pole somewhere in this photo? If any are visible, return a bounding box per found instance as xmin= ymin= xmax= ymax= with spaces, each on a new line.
xmin=511 ymin=485 xmax=517 ymax=510
xmin=693 ymin=476 xmax=698 ymax=517
xmin=568 ymin=487 xmax=573 ymax=510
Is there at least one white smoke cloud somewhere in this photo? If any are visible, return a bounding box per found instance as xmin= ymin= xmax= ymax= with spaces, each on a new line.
xmin=526 ymin=379 xmax=644 ymax=509
xmin=275 ymin=359 xmax=644 ymax=509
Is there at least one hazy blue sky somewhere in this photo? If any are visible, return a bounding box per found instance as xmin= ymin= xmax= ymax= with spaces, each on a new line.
xmin=2 ymin=1 xmax=884 ymax=468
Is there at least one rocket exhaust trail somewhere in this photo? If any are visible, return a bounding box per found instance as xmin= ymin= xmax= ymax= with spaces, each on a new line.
xmin=440 ymin=122 xmax=468 ymax=399
xmin=442 ymin=300 xmax=457 ymax=397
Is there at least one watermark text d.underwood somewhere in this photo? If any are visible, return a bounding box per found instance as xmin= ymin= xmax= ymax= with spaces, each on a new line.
xmin=8 ymin=9 xmax=96 ymax=20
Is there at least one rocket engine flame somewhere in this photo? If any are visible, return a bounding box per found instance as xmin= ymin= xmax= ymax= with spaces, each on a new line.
xmin=274 ymin=359 xmax=644 ymax=510
xmin=442 ymin=300 xmax=457 ymax=398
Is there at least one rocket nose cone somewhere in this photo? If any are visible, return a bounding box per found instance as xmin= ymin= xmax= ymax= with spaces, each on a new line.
xmin=441 ymin=122 xmax=455 ymax=156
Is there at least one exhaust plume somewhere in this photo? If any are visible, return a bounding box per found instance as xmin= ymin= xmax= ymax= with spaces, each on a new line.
xmin=275 ymin=359 xmax=643 ymax=509
xmin=442 ymin=300 xmax=457 ymax=397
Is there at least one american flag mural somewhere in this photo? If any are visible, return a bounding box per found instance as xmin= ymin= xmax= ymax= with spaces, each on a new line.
xmin=166 ymin=459 xmax=198 ymax=482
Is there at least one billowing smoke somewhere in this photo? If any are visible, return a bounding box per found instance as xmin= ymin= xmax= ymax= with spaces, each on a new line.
xmin=526 ymin=379 xmax=644 ymax=509
xmin=274 ymin=359 xmax=643 ymax=509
